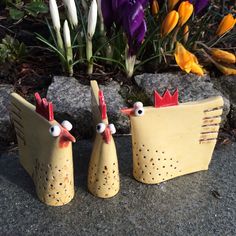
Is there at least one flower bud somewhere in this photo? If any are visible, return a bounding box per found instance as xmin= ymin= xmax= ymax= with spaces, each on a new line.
xmin=151 ymin=0 xmax=159 ymax=17
xmin=210 ymin=48 xmax=236 ymax=64
xmin=183 ymin=24 xmax=189 ymax=43
xmin=178 ymin=1 xmax=193 ymax=26
xmin=63 ymin=0 xmax=78 ymax=28
xmin=168 ymin=0 xmax=180 ymax=11
xmin=49 ymin=0 xmax=61 ymax=30
xmin=87 ymin=0 xmax=98 ymax=38
xmin=161 ymin=10 xmax=179 ymax=37
xmin=63 ymin=20 xmax=71 ymax=48
xmin=216 ymin=13 xmax=235 ymax=36
xmin=211 ymin=60 xmax=236 ymax=75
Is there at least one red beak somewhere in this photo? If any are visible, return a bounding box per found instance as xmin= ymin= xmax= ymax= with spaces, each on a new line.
xmin=102 ymin=127 xmax=111 ymax=144
xmin=120 ymin=108 xmax=133 ymax=116
xmin=61 ymin=129 xmax=76 ymax=143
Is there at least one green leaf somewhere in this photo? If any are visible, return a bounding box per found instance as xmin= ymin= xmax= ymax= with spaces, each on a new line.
xmin=25 ymin=2 xmax=48 ymax=15
xmin=9 ymin=7 xmax=24 ymax=20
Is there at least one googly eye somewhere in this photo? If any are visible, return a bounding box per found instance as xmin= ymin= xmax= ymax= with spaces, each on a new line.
xmin=134 ymin=107 xmax=144 ymax=116
xmin=61 ymin=120 xmax=73 ymax=131
xmin=109 ymin=124 xmax=116 ymax=134
xmin=49 ymin=125 xmax=61 ymax=137
xmin=133 ymin=101 xmax=143 ymax=109
xmin=96 ymin=123 xmax=106 ymax=134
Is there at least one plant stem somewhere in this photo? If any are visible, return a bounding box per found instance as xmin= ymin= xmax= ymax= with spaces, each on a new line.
xmin=77 ymin=30 xmax=84 ymax=60
xmin=125 ymin=47 xmax=136 ymax=78
xmin=170 ymin=26 xmax=180 ymax=51
xmin=66 ymin=46 xmax=73 ymax=76
xmin=86 ymin=37 xmax=93 ymax=74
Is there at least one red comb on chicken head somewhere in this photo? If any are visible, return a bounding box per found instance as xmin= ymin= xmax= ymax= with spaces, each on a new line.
xmin=121 ymin=89 xmax=179 ymax=116
xmin=96 ymin=90 xmax=116 ymax=144
xmin=35 ymin=93 xmax=76 ymax=148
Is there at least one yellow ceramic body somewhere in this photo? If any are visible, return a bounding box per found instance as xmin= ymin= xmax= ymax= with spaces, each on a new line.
xmin=88 ymin=81 xmax=120 ymax=198
xmin=10 ymin=93 xmax=74 ymax=206
xmin=129 ymin=96 xmax=223 ymax=184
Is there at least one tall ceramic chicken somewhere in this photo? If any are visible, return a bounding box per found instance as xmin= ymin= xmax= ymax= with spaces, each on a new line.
xmin=88 ymin=80 xmax=119 ymax=198
xmin=10 ymin=92 xmax=76 ymax=206
xmin=121 ymin=89 xmax=224 ymax=184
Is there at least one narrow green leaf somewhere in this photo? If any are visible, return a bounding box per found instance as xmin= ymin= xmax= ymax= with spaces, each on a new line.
xmin=9 ymin=7 xmax=24 ymax=20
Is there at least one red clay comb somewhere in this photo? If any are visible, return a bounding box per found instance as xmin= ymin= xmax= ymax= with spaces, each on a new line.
xmin=35 ymin=92 xmax=54 ymax=121
xmin=154 ymin=89 xmax=179 ymax=108
xmin=98 ymin=90 xmax=107 ymax=120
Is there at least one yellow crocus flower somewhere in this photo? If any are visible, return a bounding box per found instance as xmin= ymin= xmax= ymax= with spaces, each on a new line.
xmin=210 ymin=48 xmax=236 ymax=64
xmin=212 ymin=60 xmax=236 ymax=75
xmin=151 ymin=0 xmax=159 ymax=17
xmin=174 ymin=42 xmax=204 ymax=76
xmin=216 ymin=13 xmax=235 ymax=36
xmin=161 ymin=10 xmax=179 ymax=37
xmin=178 ymin=1 xmax=193 ymax=26
xmin=183 ymin=24 xmax=189 ymax=43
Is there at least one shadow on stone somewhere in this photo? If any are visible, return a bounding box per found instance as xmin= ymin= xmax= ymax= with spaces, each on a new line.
xmin=0 ymin=152 xmax=38 ymax=200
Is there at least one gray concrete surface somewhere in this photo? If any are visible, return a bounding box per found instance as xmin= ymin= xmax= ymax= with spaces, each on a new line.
xmin=0 ymin=137 xmax=235 ymax=236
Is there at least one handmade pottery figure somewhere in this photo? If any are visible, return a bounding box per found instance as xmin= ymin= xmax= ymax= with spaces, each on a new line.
xmin=10 ymin=92 xmax=76 ymax=206
xmin=121 ymin=89 xmax=224 ymax=184
xmin=88 ymin=80 xmax=120 ymax=198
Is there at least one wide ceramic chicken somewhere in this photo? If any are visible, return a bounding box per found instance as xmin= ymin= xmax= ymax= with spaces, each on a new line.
xmin=121 ymin=89 xmax=224 ymax=184
xmin=88 ymin=80 xmax=119 ymax=198
xmin=10 ymin=92 xmax=76 ymax=206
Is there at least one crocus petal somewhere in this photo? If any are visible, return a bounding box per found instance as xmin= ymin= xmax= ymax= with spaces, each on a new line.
xmin=178 ymin=1 xmax=193 ymax=26
xmin=161 ymin=10 xmax=179 ymax=37
xmin=210 ymin=48 xmax=236 ymax=64
xmin=183 ymin=24 xmax=189 ymax=43
xmin=87 ymin=0 xmax=98 ymax=38
xmin=212 ymin=60 xmax=236 ymax=75
xmin=111 ymin=0 xmax=127 ymax=25
xmin=194 ymin=0 xmax=209 ymax=14
xmin=168 ymin=0 xmax=180 ymax=10
xmin=150 ymin=0 xmax=159 ymax=16
xmin=174 ymin=42 xmax=204 ymax=75
xmin=190 ymin=62 xmax=204 ymax=75
xmin=122 ymin=1 xmax=146 ymax=55
xmin=49 ymin=0 xmax=61 ymax=30
xmin=63 ymin=20 xmax=71 ymax=47
xmin=128 ymin=19 xmax=146 ymax=55
xmin=101 ymin=0 xmax=113 ymax=29
xmin=135 ymin=20 xmax=147 ymax=45
xmin=216 ymin=14 xmax=235 ymax=36
xmin=125 ymin=2 xmax=144 ymax=38
xmin=174 ymin=42 xmax=193 ymax=72
xmin=63 ymin=0 xmax=78 ymax=28
xmin=139 ymin=0 xmax=149 ymax=7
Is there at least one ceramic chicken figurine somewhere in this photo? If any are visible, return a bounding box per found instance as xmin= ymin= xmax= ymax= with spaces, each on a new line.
xmin=88 ymin=80 xmax=119 ymax=198
xmin=10 ymin=92 xmax=76 ymax=206
xmin=121 ymin=89 xmax=224 ymax=184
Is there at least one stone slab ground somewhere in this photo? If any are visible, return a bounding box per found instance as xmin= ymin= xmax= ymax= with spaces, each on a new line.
xmin=0 ymin=137 xmax=235 ymax=235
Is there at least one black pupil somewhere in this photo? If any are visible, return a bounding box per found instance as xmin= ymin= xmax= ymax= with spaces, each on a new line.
xmin=97 ymin=125 xmax=101 ymax=130
xmin=138 ymin=109 xmax=142 ymax=114
xmin=51 ymin=127 xmax=54 ymax=132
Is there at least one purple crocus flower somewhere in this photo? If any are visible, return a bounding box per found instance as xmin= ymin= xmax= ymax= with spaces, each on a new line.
xmin=123 ymin=1 xmax=147 ymax=55
xmin=101 ymin=0 xmax=148 ymax=55
xmin=189 ymin=0 xmax=210 ymax=14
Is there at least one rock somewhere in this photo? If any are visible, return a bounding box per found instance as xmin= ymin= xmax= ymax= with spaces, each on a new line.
xmin=0 ymin=84 xmax=15 ymax=142
xmin=134 ymin=72 xmax=230 ymax=126
xmin=99 ymin=83 xmax=130 ymax=134
xmin=46 ymin=76 xmax=129 ymax=138
xmin=213 ymin=75 xmax=236 ymax=127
